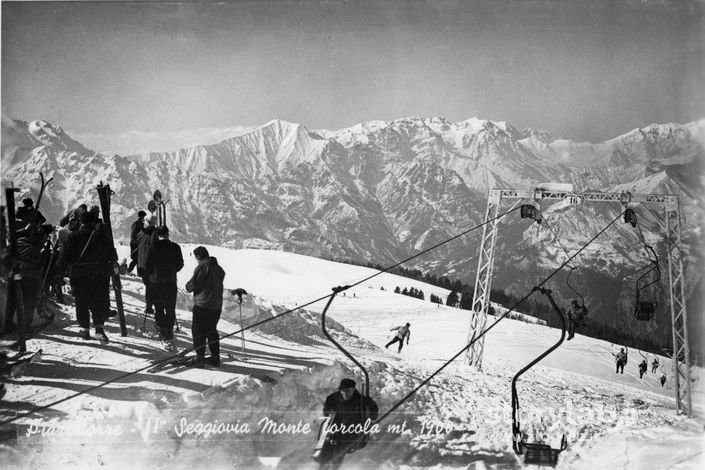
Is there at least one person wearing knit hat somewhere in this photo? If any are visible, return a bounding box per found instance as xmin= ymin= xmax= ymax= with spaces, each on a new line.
xmin=16 ymin=197 xmax=46 ymax=227
xmin=315 ymin=378 xmax=379 ymax=468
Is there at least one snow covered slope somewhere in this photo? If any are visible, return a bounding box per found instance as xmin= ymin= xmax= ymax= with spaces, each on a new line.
xmin=1 ymin=248 xmax=702 ymax=469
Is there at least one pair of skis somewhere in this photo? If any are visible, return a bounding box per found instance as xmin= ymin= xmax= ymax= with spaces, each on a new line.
xmin=0 ymin=349 xmax=43 ymax=377
xmin=96 ymin=182 xmax=128 ymax=337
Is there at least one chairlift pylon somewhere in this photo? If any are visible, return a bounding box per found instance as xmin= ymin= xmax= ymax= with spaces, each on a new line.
xmin=512 ymin=287 xmax=569 ymax=467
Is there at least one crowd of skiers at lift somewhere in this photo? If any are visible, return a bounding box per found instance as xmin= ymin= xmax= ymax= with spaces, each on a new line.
xmin=2 ymin=201 xmax=226 ymax=368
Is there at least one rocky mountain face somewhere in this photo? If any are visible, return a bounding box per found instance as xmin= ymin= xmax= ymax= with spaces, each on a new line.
xmin=2 ymin=115 xmax=704 ymax=352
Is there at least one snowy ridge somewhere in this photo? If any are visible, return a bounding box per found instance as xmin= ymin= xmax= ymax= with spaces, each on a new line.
xmin=1 ymin=115 xmax=704 ymax=351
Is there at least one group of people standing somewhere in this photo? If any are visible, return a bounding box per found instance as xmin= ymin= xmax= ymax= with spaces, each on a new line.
xmin=3 ymin=197 xmax=226 ymax=368
xmin=127 ymin=210 xmax=225 ymax=366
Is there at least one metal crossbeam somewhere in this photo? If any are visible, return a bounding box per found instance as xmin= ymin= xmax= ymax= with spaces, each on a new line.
xmin=467 ymin=188 xmax=691 ymax=416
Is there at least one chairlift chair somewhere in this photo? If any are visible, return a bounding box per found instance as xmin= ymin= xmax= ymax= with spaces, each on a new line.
xmin=512 ymin=287 xmax=569 ymax=467
xmin=634 ymin=246 xmax=660 ymax=321
xmin=320 ymin=286 xmax=375 ymax=453
xmin=624 ymin=208 xmax=637 ymax=228
xmin=520 ymin=202 xmax=542 ymax=223
xmin=566 ymin=267 xmax=588 ymax=325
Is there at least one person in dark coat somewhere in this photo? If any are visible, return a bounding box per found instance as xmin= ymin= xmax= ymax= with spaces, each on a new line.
xmin=16 ymin=197 xmax=46 ymax=227
xmin=2 ymin=224 xmax=51 ymax=334
xmin=59 ymin=204 xmax=87 ymax=230
xmin=145 ymin=226 xmax=183 ymax=350
xmin=316 ymin=378 xmax=379 ymax=470
xmin=127 ymin=210 xmax=146 ymax=273
xmin=651 ymin=358 xmax=659 ymax=374
xmin=136 ymin=215 xmax=158 ymax=314
xmin=185 ymin=246 xmax=225 ymax=367
xmin=56 ymin=210 xmax=113 ymax=342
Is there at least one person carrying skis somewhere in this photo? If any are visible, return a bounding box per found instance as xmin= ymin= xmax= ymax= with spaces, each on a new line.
xmin=136 ymin=214 xmax=158 ymax=314
xmin=56 ymin=210 xmax=113 ymax=342
xmin=316 ymin=378 xmax=379 ymax=470
xmin=127 ymin=210 xmax=146 ymax=273
xmin=145 ymin=226 xmax=183 ymax=351
xmin=651 ymin=358 xmax=659 ymax=374
xmin=613 ymin=347 xmax=628 ymax=374
xmin=638 ymin=359 xmax=647 ymax=379
xmin=185 ymin=246 xmax=225 ymax=367
xmin=16 ymin=198 xmax=46 ymax=227
xmin=385 ymin=322 xmax=411 ymax=353
xmin=2 ymin=223 xmax=52 ymax=334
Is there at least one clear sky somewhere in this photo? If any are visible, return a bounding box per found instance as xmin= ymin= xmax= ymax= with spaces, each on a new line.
xmin=1 ymin=0 xmax=704 ymax=153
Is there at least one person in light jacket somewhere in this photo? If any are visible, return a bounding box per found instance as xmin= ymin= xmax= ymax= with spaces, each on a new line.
xmin=185 ymin=246 xmax=225 ymax=367
xmin=385 ymin=322 xmax=411 ymax=353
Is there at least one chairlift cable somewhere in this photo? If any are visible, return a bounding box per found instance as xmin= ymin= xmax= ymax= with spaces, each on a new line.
xmin=542 ymin=216 xmax=577 ymax=269
xmin=327 ymin=209 xmax=627 ymax=459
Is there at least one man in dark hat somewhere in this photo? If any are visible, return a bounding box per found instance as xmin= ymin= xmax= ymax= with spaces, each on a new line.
xmin=185 ymin=246 xmax=225 ymax=367
xmin=316 ymin=378 xmax=379 ymax=469
xmin=16 ymin=197 xmax=46 ymax=227
xmin=128 ymin=210 xmax=147 ymax=273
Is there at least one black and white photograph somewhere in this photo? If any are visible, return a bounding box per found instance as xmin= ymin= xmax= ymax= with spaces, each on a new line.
xmin=1 ymin=1 xmax=704 ymax=469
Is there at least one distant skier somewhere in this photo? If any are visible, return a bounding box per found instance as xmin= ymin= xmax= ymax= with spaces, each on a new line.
xmin=385 ymin=322 xmax=411 ymax=353
xmin=651 ymin=358 xmax=659 ymax=374
xmin=185 ymin=246 xmax=225 ymax=367
xmin=316 ymin=378 xmax=379 ymax=470
xmin=127 ymin=210 xmax=146 ymax=273
xmin=145 ymin=226 xmax=183 ymax=351
xmin=136 ymin=215 xmax=158 ymax=314
xmin=566 ymin=300 xmax=587 ymax=341
xmin=613 ymin=348 xmax=628 ymax=374
xmin=638 ymin=359 xmax=647 ymax=379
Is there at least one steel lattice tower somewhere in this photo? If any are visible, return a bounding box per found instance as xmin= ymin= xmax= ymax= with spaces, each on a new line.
xmin=467 ymin=188 xmax=692 ymax=417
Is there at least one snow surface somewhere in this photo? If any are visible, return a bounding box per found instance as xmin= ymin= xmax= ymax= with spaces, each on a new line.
xmin=1 ymin=246 xmax=703 ymax=470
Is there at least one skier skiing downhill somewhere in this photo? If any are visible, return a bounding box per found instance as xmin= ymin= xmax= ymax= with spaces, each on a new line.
xmin=385 ymin=322 xmax=411 ymax=353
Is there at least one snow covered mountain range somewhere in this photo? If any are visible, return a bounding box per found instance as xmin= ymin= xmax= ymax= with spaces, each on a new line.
xmin=1 ymin=115 xmax=704 ymax=351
